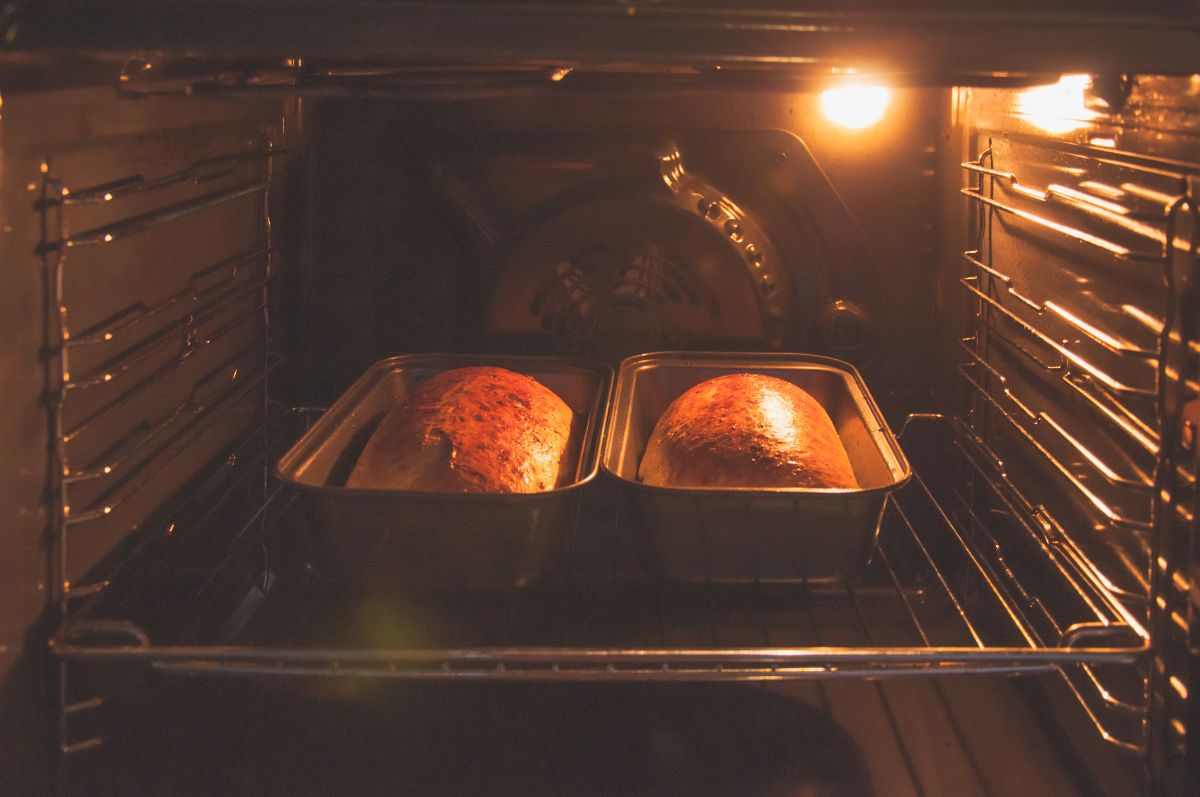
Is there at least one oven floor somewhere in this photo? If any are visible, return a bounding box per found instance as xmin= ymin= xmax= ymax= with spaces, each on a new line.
xmin=69 ymin=674 xmax=1105 ymax=796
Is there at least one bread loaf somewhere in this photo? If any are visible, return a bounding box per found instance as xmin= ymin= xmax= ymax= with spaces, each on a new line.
xmin=638 ymin=373 xmax=858 ymax=489
xmin=347 ymin=367 xmax=573 ymax=493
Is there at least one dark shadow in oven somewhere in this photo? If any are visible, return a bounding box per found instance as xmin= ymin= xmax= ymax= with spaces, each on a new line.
xmin=86 ymin=678 xmax=873 ymax=797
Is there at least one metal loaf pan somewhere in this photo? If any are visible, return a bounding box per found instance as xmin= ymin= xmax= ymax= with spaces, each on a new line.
xmin=602 ymin=352 xmax=911 ymax=585
xmin=276 ymin=354 xmax=612 ymax=591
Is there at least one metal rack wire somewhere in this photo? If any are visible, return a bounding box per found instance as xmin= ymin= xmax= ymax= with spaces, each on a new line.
xmin=42 ymin=143 xmax=287 ymax=755
xmin=959 ymin=144 xmax=1190 ymax=565
xmin=106 ymin=58 xmax=1046 ymax=103
xmin=959 ymin=140 xmax=1199 ymax=754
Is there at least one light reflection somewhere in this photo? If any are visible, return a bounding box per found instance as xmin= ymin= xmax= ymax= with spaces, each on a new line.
xmin=819 ymin=84 xmax=891 ymax=130
xmin=1016 ymin=74 xmax=1098 ymax=134
xmin=756 ymin=391 xmax=797 ymax=444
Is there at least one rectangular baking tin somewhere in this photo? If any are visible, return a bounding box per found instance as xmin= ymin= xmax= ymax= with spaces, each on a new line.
xmin=602 ymin=351 xmax=911 ymax=585
xmin=277 ymin=354 xmax=612 ymax=591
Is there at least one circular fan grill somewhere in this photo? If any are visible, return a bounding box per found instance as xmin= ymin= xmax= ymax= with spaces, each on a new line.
xmin=485 ymin=189 xmax=791 ymax=362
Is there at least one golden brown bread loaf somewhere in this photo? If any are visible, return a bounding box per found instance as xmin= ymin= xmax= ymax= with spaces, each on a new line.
xmin=638 ymin=373 xmax=858 ymax=489
xmin=346 ymin=367 xmax=573 ymax=493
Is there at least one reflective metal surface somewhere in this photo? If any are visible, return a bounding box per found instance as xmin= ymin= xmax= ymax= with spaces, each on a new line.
xmin=7 ymin=2 xmax=1200 ymax=76
xmin=275 ymin=354 xmax=612 ymax=590
xmin=602 ymin=351 xmax=910 ymax=585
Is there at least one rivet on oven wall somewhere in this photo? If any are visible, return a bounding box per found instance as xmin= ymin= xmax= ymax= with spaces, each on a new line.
xmin=724 ymin=220 xmax=744 ymax=242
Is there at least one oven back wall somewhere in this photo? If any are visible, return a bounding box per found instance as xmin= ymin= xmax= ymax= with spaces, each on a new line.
xmin=299 ymin=87 xmax=942 ymax=421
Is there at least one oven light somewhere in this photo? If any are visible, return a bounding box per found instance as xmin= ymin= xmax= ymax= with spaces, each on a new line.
xmin=819 ymin=84 xmax=891 ymax=130
xmin=1017 ymin=74 xmax=1098 ymax=135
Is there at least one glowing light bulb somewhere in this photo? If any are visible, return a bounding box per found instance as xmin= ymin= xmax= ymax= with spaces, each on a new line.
xmin=1016 ymin=74 xmax=1098 ymax=135
xmin=820 ymin=84 xmax=891 ymax=130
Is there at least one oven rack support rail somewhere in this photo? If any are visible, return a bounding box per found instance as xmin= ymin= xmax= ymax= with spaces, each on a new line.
xmin=960 ymin=142 xmax=1199 ymax=762
xmin=41 ymin=144 xmax=287 ymax=756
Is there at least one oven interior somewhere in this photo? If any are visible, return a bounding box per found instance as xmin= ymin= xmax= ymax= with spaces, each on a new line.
xmin=1 ymin=60 xmax=1197 ymax=796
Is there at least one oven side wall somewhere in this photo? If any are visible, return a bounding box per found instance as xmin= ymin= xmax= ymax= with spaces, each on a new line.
xmin=937 ymin=76 xmax=1200 ymax=795
xmin=0 ymin=79 xmax=57 ymax=797
xmin=0 ymin=77 xmax=297 ymax=790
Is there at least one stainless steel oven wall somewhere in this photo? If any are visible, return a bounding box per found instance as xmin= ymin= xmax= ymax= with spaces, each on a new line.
xmin=0 ymin=74 xmax=297 ymax=791
xmin=938 ymin=75 xmax=1200 ymax=795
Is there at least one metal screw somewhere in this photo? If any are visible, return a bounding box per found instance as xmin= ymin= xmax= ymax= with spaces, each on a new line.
xmin=816 ymin=299 xmax=874 ymax=358
xmin=746 ymin=245 xmax=764 ymax=268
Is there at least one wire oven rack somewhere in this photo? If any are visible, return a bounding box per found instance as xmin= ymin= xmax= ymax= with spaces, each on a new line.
xmin=54 ymin=414 xmax=1147 ymax=686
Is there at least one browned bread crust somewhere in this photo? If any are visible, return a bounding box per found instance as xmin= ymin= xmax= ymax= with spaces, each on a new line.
xmin=638 ymin=373 xmax=858 ymax=489
xmin=347 ymin=367 xmax=573 ymax=493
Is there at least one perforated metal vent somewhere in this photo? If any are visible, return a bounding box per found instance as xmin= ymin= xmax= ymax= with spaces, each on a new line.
xmin=486 ymin=172 xmax=791 ymax=359
xmin=528 ymin=240 xmax=723 ymax=352
xmin=611 ymin=242 xmax=717 ymax=315
xmin=530 ymin=248 xmax=597 ymax=343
